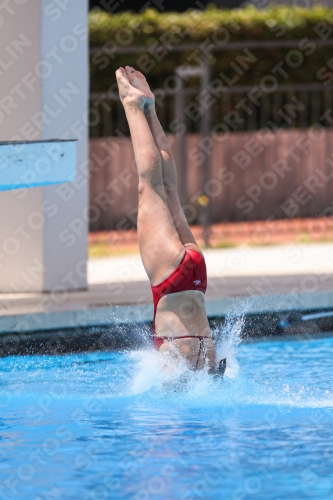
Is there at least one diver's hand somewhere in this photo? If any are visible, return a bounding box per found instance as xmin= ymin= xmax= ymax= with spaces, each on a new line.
xmin=208 ymin=358 xmax=227 ymax=378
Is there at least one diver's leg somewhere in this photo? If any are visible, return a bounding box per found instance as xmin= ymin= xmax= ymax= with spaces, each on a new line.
xmin=116 ymin=68 xmax=184 ymax=285
xmin=124 ymin=66 xmax=200 ymax=252
xmin=146 ymin=106 xmax=201 ymax=252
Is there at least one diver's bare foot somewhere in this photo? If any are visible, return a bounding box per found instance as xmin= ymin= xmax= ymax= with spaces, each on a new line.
xmin=115 ymin=67 xmax=147 ymax=110
xmin=124 ymin=66 xmax=155 ymax=111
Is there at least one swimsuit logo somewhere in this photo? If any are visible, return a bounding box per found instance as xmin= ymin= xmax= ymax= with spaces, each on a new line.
xmin=193 ymin=280 xmax=201 ymax=285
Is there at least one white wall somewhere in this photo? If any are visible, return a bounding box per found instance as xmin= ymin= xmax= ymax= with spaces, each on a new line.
xmin=41 ymin=0 xmax=89 ymax=291
xmin=0 ymin=0 xmax=44 ymax=292
xmin=0 ymin=0 xmax=88 ymax=293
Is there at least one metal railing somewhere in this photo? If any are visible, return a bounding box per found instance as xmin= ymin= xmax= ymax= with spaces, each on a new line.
xmin=89 ymin=38 xmax=333 ymax=54
xmin=89 ymin=83 xmax=333 ymax=137
xmin=89 ymin=38 xmax=333 ymax=137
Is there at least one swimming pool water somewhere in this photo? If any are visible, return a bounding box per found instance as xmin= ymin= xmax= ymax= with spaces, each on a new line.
xmin=1 ymin=329 xmax=333 ymax=500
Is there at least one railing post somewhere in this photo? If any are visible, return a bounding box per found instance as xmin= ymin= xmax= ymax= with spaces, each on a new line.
xmin=174 ymin=73 xmax=187 ymax=205
xmin=200 ymin=52 xmax=211 ymax=247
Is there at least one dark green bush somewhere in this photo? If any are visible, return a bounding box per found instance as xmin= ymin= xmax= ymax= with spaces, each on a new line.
xmin=89 ymin=6 xmax=333 ymax=136
xmin=90 ymin=6 xmax=333 ymax=91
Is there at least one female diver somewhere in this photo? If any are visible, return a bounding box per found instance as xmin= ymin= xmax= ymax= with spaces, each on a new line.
xmin=115 ymin=66 xmax=226 ymax=374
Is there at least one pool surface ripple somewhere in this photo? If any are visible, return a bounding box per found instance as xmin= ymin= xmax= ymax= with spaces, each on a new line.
xmin=1 ymin=329 xmax=333 ymax=500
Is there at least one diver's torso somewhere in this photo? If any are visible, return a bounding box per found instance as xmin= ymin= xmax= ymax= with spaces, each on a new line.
xmin=155 ymin=290 xmax=211 ymax=339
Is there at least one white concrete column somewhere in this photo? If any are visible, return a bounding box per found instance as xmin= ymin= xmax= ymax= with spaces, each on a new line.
xmin=0 ymin=0 xmax=89 ymax=293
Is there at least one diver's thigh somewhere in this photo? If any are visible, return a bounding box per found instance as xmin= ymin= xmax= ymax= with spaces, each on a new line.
xmin=137 ymin=182 xmax=184 ymax=284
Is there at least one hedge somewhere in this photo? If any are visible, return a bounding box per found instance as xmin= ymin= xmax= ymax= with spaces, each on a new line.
xmin=89 ymin=6 xmax=333 ymax=92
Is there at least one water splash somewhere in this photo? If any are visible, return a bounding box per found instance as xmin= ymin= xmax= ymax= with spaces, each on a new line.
xmin=1 ymin=310 xmax=332 ymax=410
xmin=125 ymin=311 xmax=333 ymax=409
xmin=129 ymin=311 xmax=245 ymax=396
xmin=214 ymin=312 xmax=245 ymax=378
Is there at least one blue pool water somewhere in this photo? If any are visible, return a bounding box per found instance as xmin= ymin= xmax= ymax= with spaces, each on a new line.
xmin=1 ymin=326 xmax=333 ymax=500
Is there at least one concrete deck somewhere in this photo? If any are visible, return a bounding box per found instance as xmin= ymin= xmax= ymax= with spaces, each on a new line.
xmin=1 ymin=243 xmax=333 ymax=334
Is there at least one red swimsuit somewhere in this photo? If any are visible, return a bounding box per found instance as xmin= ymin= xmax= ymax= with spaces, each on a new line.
xmin=151 ymin=248 xmax=208 ymax=350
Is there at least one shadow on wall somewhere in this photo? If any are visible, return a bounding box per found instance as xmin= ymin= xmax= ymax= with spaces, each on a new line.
xmin=89 ymin=0 xmax=333 ymax=12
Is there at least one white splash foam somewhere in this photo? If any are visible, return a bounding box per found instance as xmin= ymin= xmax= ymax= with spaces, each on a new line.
xmin=214 ymin=312 xmax=244 ymax=378
xmin=128 ymin=312 xmax=245 ymax=396
xmin=129 ymin=348 xmax=190 ymax=394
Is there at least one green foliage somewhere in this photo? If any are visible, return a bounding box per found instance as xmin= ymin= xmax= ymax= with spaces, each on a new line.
xmin=89 ymin=5 xmax=333 ymax=45
xmin=89 ymin=5 xmax=333 ymax=137
xmin=89 ymin=5 xmax=333 ymax=92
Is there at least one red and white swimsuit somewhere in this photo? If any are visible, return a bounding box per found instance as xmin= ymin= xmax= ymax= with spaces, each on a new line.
xmin=151 ymin=248 xmax=208 ymax=352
